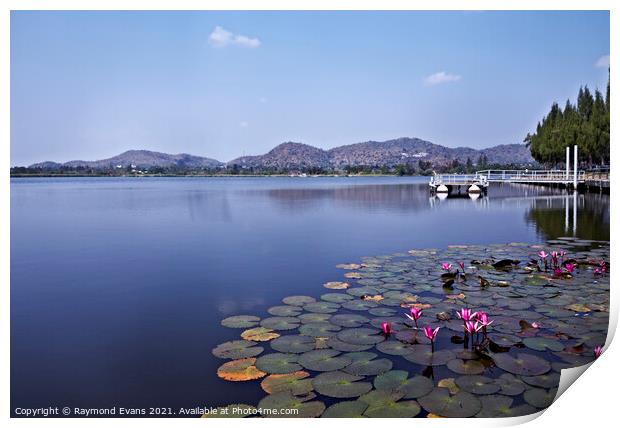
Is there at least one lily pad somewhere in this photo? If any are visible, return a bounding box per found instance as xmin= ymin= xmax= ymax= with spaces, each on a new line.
xmin=336 ymin=263 xmax=361 ymax=270
xmin=312 ymin=371 xmax=372 ymax=398
xmin=342 ymin=300 xmax=379 ymax=311
xmin=321 ymin=400 xmax=368 ymax=418
xmin=476 ymin=395 xmax=537 ymax=418
xmin=270 ymin=335 xmax=316 ymax=354
xmin=360 ymin=390 xmax=421 ymax=418
xmin=260 ymin=371 xmax=314 ymax=395
xmin=523 ymin=388 xmax=557 ymax=408
xmin=217 ymin=358 xmax=267 ymax=382
xmin=369 ymin=307 xmax=397 ymax=316
xmin=324 ymin=281 xmax=350 ymax=290
xmin=403 ymin=347 xmax=455 ymax=366
xmin=212 ymin=340 xmax=264 ymax=359
xmin=325 ymin=337 xmax=374 ymax=352
xmin=283 ymin=296 xmax=317 ymax=306
xmin=376 ymin=340 xmax=415 ymax=356
xmin=522 ymin=372 xmax=561 ymax=389
xmin=455 ymin=375 xmax=501 ymax=395
xmin=492 ymin=353 xmax=551 ymax=376
xmin=447 ymin=359 xmax=485 ymax=375
xmin=258 ymin=391 xmax=325 ymax=418
xmin=298 ymin=313 xmax=331 ymax=324
xmin=374 ymin=370 xmax=434 ymax=399
xmin=343 ymin=352 xmax=393 ymax=376
xmin=418 ymin=388 xmax=482 ymax=418
xmin=268 ymin=305 xmax=303 ymax=317
xmin=337 ymin=328 xmax=385 ymax=345
xmin=240 ymin=327 xmax=280 ymax=342
xmin=496 ymin=373 xmax=526 ymax=396
xmin=255 ymin=353 xmax=302 ymax=374
xmin=221 ymin=315 xmax=260 ymax=329
xmin=299 ymin=322 xmax=341 ymax=337
xmin=320 ymin=293 xmax=354 ymax=303
xmin=303 ymin=301 xmax=341 ymax=314
xmin=523 ymin=337 xmax=565 ymax=352
xmin=260 ymin=317 xmax=301 ymax=331
xmin=298 ymin=349 xmax=352 ymax=372
xmin=330 ymin=314 xmax=370 ymax=328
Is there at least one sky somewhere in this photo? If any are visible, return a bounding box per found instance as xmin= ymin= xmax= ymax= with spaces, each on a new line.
xmin=10 ymin=10 xmax=610 ymax=166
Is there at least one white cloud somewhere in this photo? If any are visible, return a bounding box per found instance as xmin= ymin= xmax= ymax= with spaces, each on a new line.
xmin=595 ymin=54 xmax=610 ymax=69
xmin=424 ymin=71 xmax=462 ymax=86
xmin=208 ymin=26 xmax=261 ymax=48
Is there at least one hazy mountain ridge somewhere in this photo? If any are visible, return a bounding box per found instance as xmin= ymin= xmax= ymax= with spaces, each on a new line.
xmin=27 ymin=139 xmax=534 ymax=170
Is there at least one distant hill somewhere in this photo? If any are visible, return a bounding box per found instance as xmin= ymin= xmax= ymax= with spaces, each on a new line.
xmin=228 ymin=138 xmax=534 ymax=169
xmin=26 ymin=139 xmax=535 ymax=172
xmin=30 ymin=150 xmax=222 ymax=169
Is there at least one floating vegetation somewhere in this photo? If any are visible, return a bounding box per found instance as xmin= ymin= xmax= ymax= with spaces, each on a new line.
xmin=214 ymin=238 xmax=609 ymax=417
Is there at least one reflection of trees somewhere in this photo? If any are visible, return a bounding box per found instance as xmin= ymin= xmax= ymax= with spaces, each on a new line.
xmin=525 ymin=194 xmax=610 ymax=241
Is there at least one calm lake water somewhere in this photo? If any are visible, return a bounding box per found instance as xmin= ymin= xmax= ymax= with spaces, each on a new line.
xmin=10 ymin=177 xmax=609 ymax=415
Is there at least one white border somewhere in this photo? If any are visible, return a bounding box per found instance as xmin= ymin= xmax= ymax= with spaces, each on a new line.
xmin=1 ymin=1 xmax=616 ymax=427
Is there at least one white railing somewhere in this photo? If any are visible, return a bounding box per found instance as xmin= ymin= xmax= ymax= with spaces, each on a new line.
xmin=475 ymin=169 xmax=585 ymax=182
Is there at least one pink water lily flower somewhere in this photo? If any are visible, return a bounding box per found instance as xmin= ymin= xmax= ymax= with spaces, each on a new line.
xmin=463 ymin=320 xmax=483 ymax=335
xmin=594 ymin=268 xmax=601 ymax=275
xmin=531 ymin=322 xmax=540 ymax=329
xmin=458 ymin=261 xmax=465 ymax=271
xmin=423 ymin=326 xmax=440 ymax=341
xmin=594 ymin=345 xmax=603 ymax=359
xmin=564 ymin=263 xmax=575 ymax=273
xmin=553 ymin=268 xmax=562 ymax=277
xmin=601 ymin=261 xmax=607 ymax=272
xmin=405 ymin=307 xmax=423 ymax=328
xmin=441 ymin=263 xmax=452 ymax=271
xmin=456 ymin=308 xmax=478 ymax=322
xmin=538 ymin=251 xmax=548 ymax=259
xmin=476 ymin=312 xmax=494 ymax=328
xmin=381 ymin=322 xmax=392 ymax=335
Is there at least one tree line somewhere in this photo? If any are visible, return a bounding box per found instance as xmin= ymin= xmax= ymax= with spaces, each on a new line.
xmin=524 ymin=73 xmax=610 ymax=167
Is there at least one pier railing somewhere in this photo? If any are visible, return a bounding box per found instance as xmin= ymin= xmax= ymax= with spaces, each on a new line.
xmin=475 ymin=169 xmax=585 ymax=183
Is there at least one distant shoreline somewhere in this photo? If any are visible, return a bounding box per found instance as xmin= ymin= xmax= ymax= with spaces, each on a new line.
xmin=10 ymin=173 xmax=429 ymax=178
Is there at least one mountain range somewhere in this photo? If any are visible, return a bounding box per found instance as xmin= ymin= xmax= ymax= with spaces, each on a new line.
xmin=27 ymin=137 xmax=535 ymax=170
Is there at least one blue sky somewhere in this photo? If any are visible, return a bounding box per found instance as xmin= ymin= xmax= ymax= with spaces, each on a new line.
xmin=11 ymin=10 xmax=610 ymax=165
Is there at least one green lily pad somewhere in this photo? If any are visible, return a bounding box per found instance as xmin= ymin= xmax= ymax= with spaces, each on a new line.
xmin=298 ymin=349 xmax=353 ymax=372
xmin=369 ymin=307 xmax=397 ymax=316
xmin=329 ymin=314 xmax=370 ymax=328
xmin=359 ymin=390 xmax=421 ymax=418
xmin=298 ymin=313 xmax=331 ymax=324
xmin=270 ymin=335 xmax=316 ymax=354
xmin=455 ymin=375 xmax=501 ymax=395
xmin=312 ymin=371 xmax=372 ymax=398
xmin=523 ymin=337 xmax=565 ymax=352
xmin=342 ymin=300 xmax=379 ymax=311
xmin=258 ymin=391 xmax=325 ymax=418
xmin=523 ymin=388 xmax=558 ymax=408
xmin=403 ymin=347 xmax=455 ymax=366
xmin=522 ymin=373 xmax=561 ymax=389
xmin=321 ymin=400 xmax=368 ymax=418
xmin=255 ymin=353 xmax=302 ymax=374
xmin=343 ymin=352 xmax=393 ymax=376
xmin=475 ymin=395 xmax=538 ymax=418
xmin=376 ymin=340 xmax=415 ymax=356
xmin=324 ymin=281 xmax=351 ymax=290
xmin=337 ymin=328 xmax=385 ymax=345
xmin=325 ymin=337 xmax=374 ymax=352
xmin=418 ymin=388 xmax=482 ymax=417
xmin=496 ymin=373 xmax=526 ymax=396
xmin=490 ymin=334 xmax=522 ymax=347
xmin=260 ymin=371 xmax=314 ymax=395
xmin=221 ymin=315 xmax=260 ymax=329
xmin=492 ymin=353 xmax=551 ymax=376
xmin=299 ymin=322 xmax=341 ymax=337
xmin=320 ymin=293 xmax=354 ymax=303
xmin=374 ymin=370 xmax=434 ymax=399
xmin=447 ymin=359 xmax=485 ymax=375
xmin=260 ymin=317 xmax=301 ymax=331
xmin=268 ymin=305 xmax=303 ymax=317
xmin=283 ymin=296 xmax=317 ymax=306
xmin=303 ymin=301 xmax=341 ymax=314
xmin=212 ymin=340 xmax=264 ymax=359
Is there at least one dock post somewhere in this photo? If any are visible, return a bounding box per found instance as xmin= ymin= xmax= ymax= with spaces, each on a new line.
xmin=566 ymin=146 xmax=570 ymax=181
xmin=573 ymin=145 xmax=578 ymax=188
